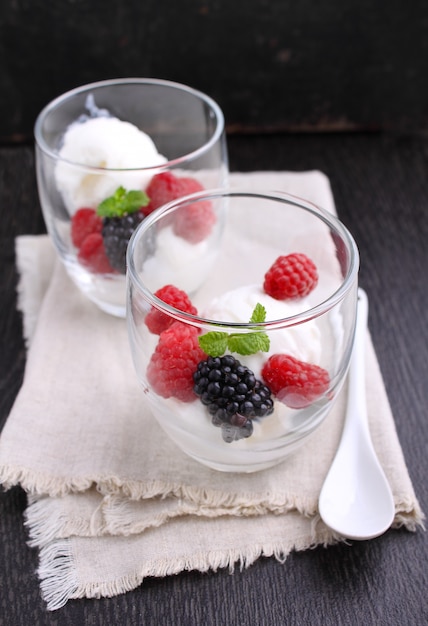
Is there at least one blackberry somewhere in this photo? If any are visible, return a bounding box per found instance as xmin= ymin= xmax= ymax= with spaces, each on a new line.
xmin=101 ymin=212 xmax=144 ymax=274
xmin=193 ymin=355 xmax=274 ymax=443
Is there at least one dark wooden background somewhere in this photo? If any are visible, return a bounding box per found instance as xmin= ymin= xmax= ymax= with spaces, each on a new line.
xmin=1 ymin=0 xmax=428 ymax=142
xmin=2 ymin=130 xmax=428 ymax=626
xmin=1 ymin=1 xmax=428 ymax=623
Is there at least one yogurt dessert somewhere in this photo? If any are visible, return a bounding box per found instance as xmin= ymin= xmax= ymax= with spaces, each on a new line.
xmin=34 ymin=79 xmax=228 ymax=319
xmin=127 ymin=187 xmax=359 ymax=472
xmin=57 ymin=104 xmax=217 ymax=278
xmin=36 ymin=79 xmax=228 ymax=316
xmin=140 ymin=252 xmax=332 ymax=459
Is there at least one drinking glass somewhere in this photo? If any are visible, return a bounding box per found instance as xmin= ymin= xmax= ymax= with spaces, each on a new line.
xmin=34 ymin=78 xmax=228 ymax=317
xmin=127 ymin=189 xmax=359 ymax=472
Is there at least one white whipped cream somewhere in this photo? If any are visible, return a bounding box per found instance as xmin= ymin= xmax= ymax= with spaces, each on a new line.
xmin=146 ymin=283 xmax=325 ymax=465
xmin=202 ymin=284 xmax=322 ymax=377
xmin=55 ymin=116 xmax=167 ymax=214
xmin=140 ymin=225 xmax=218 ymax=295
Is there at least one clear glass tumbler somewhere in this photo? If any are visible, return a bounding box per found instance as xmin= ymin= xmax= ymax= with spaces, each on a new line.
xmin=35 ymin=78 xmax=229 ymax=317
xmin=127 ymin=189 xmax=360 ymax=473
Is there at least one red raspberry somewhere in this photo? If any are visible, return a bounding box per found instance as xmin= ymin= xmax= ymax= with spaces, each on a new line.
xmin=145 ymin=285 xmax=198 ymax=335
xmin=261 ymin=354 xmax=330 ymax=409
xmin=263 ymin=253 xmax=318 ymax=300
xmin=77 ymin=233 xmax=115 ymax=274
xmin=143 ymin=172 xmax=216 ymax=243
xmin=147 ymin=322 xmax=205 ymax=402
xmin=173 ymin=197 xmax=216 ymax=244
xmin=71 ymin=208 xmax=102 ymax=248
xmin=143 ymin=172 xmax=186 ymax=216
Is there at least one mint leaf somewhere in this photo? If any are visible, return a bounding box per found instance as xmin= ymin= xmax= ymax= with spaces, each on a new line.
xmin=198 ymin=304 xmax=270 ymax=357
xmin=97 ymin=186 xmax=149 ymax=218
xmin=198 ymin=331 xmax=229 ymax=357
xmin=228 ymin=332 xmax=270 ymax=355
xmin=250 ymin=302 xmax=267 ymax=324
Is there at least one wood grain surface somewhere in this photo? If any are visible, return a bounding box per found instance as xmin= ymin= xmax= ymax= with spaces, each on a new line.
xmin=1 ymin=1 xmax=428 ymax=141
xmin=1 ymin=133 xmax=428 ymax=624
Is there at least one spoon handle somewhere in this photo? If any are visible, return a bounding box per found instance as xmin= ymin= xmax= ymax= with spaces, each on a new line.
xmin=344 ymin=288 xmax=370 ymax=441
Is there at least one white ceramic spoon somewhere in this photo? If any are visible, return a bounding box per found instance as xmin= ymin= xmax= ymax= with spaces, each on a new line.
xmin=318 ymin=288 xmax=395 ymax=540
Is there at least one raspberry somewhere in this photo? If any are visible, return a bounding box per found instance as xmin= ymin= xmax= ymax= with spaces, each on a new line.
xmin=145 ymin=285 xmax=198 ymax=335
xmin=147 ymin=323 xmax=205 ymax=402
xmin=143 ymin=172 xmax=216 ymax=243
xmin=173 ymin=198 xmax=216 ymax=244
xmin=71 ymin=208 xmax=102 ymax=248
xmin=101 ymin=212 xmax=144 ymax=274
xmin=143 ymin=172 xmax=186 ymax=216
xmin=263 ymin=253 xmax=318 ymax=300
xmin=193 ymin=355 xmax=274 ymax=442
xmin=261 ymin=354 xmax=330 ymax=409
xmin=77 ymin=233 xmax=115 ymax=274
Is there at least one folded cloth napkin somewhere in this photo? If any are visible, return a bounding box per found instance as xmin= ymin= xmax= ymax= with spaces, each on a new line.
xmin=0 ymin=171 xmax=423 ymax=611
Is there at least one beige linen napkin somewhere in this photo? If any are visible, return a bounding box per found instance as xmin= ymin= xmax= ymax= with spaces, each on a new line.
xmin=0 ymin=172 xmax=423 ymax=611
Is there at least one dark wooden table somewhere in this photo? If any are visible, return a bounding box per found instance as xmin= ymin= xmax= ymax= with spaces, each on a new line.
xmin=1 ymin=132 xmax=427 ymax=624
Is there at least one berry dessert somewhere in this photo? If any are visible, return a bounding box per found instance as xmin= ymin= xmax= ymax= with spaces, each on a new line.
xmin=143 ymin=253 xmax=331 ymax=446
xmin=57 ymin=109 xmax=217 ymax=280
xmin=69 ymin=171 xmax=216 ymax=276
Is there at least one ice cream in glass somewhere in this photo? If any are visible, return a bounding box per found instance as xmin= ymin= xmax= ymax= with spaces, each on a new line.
xmin=34 ymin=78 xmax=228 ymax=316
xmin=127 ymin=189 xmax=359 ymax=472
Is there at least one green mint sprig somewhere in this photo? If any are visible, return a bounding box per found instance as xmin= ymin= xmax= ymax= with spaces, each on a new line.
xmin=97 ymin=186 xmax=149 ymax=218
xmin=198 ymin=303 xmax=270 ymax=357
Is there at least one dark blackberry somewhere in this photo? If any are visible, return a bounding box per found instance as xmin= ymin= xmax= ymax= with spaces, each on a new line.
xmin=101 ymin=212 xmax=144 ymax=274
xmin=221 ymin=414 xmax=254 ymax=443
xmin=193 ymin=355 xmax=274 ymax=443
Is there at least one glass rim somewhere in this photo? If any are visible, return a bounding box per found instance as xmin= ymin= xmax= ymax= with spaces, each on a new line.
xmin=126 ymin=188 xmax=360 ymax=330
xmin=34 ymin=77 xmax=225 ymax=172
